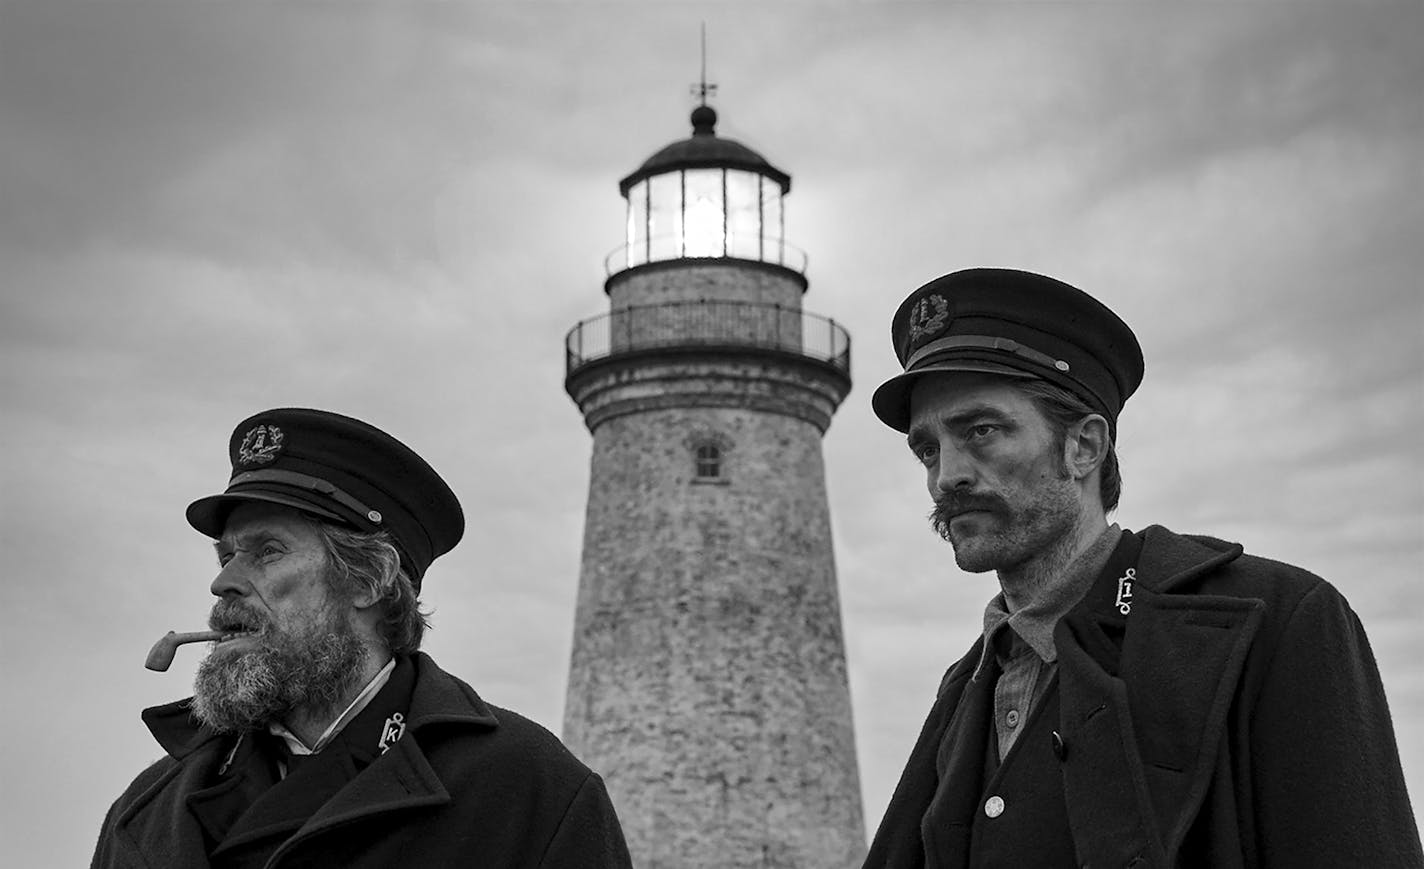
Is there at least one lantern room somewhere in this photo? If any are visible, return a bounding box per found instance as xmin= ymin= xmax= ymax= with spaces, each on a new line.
xmin=611 ymin=104 xmax=801 ymax=274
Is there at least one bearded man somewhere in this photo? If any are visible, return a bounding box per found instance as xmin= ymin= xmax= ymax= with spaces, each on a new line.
xmin=92 ymin=408 xmax=632 ymax=868
xmin=862 ymin=269 xmax=1421 ymax=868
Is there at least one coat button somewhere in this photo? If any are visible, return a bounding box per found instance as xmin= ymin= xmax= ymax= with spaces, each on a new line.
xmin=984 ymin=795 xmax=1005 ymax=818
xmin=1051 ymin=730 xmax=1067 ymax=760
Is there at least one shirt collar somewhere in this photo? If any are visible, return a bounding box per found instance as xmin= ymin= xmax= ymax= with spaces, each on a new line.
xmin=269 ymin=655 xmax=396 ymax=756
xmin=973 ymin=524 xmax=1122 ymax=679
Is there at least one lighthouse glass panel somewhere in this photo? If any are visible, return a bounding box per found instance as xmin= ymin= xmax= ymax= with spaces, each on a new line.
xmin=621 ymin=169 xmax=789 ymax=269
xmin=626 ymin=179 xmax=650 ymax=268
xmin=761 ymin=177 xmax=785 ymax=266
xmin=682 ymin=169 xmax=725 ymax=258
xmin=647 ymin=173 xmax=681 ymax=263
xmin=725 ymin=170 xmax=761 ymax=260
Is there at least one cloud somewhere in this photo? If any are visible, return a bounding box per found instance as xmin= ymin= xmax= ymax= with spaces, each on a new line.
xmin=2 ymin=3 xmax=1421 ymax=864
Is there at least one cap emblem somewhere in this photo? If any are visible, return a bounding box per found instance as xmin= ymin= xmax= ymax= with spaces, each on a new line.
xmin=906 ymin=294 xmax=950 ymax=345
xmin=238 ymin=424 xmax=285 ymax=466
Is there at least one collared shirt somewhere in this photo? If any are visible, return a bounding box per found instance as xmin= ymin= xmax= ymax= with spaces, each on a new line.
xmin=269 ymin=656 xmax=396 ymax=765
xmin=976 ymin=524 xmax=1122 ymax=759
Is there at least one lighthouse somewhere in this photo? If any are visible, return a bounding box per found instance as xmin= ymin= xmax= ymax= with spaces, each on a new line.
xmin=562 ymin=95 xmax=864 ymax=868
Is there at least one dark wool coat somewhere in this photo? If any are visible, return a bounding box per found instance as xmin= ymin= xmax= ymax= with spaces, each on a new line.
xmin=91 ymin=653 xmax=632 ymax=868
xmin=864 ymin=525 xmax=1423 ymax=869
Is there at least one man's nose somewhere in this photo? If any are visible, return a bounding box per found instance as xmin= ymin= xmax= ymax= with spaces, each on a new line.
xmin=210 ymin=559 xmax=248 ymax=598
xmin=932 ymin=444 xmax=975 ymax=494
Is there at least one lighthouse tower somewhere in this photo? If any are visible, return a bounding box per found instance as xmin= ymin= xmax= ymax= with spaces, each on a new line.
xmin=561 ymin=96 xmax=864 ymax=868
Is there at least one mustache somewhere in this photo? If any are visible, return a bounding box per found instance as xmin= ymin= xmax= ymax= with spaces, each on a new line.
xmin=929 ymin=491 xmax=1007 ymax=528
xmin=208 ymin=599 xmax=269 ymax=635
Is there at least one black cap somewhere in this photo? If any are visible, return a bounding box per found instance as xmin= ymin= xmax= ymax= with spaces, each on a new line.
xmin=186 ymin=408 xmax=464 ymax=587
xmin=871 ymin=268 xmax=1144 ymax=433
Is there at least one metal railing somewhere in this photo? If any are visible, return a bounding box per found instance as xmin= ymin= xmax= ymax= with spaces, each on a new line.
xmin=604 ymin=235 xmax=809 ymax=276
xmin=566 ymin=300 xmax=850 ymax=375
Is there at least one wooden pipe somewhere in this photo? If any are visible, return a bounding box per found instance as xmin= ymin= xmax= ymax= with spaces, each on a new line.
xmin=144 ymin=630 xmax=227 ymax=672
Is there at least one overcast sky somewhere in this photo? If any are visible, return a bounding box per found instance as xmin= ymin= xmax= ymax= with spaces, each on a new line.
xmin=2 ymin=2 xmax=1421 ymax=865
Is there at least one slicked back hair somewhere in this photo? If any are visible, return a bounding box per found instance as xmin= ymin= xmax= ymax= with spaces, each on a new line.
xmin=1015 ymin=379 xmax=1123 ymax=512
xmin=309 ymin=520 xmax=430 ymax=656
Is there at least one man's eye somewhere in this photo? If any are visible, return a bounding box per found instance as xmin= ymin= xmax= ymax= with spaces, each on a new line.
xmin=259 ymin=545 xmax=282 ymax=559
xmin=218 ymin=553 xmax=233 ymax=567
xmin=912 ymin=443 xmax=938 ymax=464
xmin=968 ymin=424 xmax=998 ymax=440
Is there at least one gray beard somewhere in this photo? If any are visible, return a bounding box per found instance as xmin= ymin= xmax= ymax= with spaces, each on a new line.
xmin=190 ymin=607 xmax=367 ymax=734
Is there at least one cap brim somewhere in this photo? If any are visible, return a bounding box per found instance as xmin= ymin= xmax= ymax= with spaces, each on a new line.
xmin=871 ymin=360 xmax=1035 ymax=433
xmin=186 ymin=491 xmax=345 ymax=539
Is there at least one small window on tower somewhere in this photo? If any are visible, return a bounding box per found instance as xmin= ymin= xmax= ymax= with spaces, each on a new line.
xmin=694 ymin=444 xmax=722 ymax=479
xmin=686 ymin=432 xmax=732 ymax=486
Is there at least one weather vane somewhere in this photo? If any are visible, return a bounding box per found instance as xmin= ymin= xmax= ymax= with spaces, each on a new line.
xmin=690 ymin=22 xmax=718 ymax=106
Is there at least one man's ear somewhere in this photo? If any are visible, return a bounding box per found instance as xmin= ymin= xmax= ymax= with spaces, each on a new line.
xmin=348 ymin=587 xmax=382 ymax=610
xmin=1064 ymin=414 xmax=1110 ymax=482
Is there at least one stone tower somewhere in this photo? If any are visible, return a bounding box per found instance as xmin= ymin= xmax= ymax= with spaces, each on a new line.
xmin=562 ymin=101 xmax=864 ymax=868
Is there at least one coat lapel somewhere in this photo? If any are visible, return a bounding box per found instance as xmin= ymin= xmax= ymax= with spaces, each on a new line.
xmin=864 ymin=649 xmax=978 ymax=869
xmin=107 ymin=748 xmax=235 ymax=868
xmin=1055 ymin=527 xmax=1264 ymax=867
xmin=286 ymin=730 xmax=453 ymax=835
xmin=920 ymin=653 xmax=997 ymax=867
xmin=109 ymin=654 xmax=500 ymax=869
xmin=209 ymin=739 xmax=364 ymax=860
xmin=104 ymin=702 xmax=229 ymax=866
xmin=261 ymin=653 xmax=498 ymax=865
xmin=185 ymin=733 xmax=283 ymax=851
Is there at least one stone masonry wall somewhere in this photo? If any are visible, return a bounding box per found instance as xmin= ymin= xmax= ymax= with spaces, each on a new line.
xmin=608 ymin=262 xmax=804 ymax=310
xmin=564 ymin=404 xmax=865 ymax=868
xmin=568 ymin=354 xmax=848 ymax=434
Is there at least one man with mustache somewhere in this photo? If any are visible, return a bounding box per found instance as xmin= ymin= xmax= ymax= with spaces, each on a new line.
xmin=92 ymin=408 xmax=632 ymax=868
xmin=862 ymin=269 xmax=1420 ymax=867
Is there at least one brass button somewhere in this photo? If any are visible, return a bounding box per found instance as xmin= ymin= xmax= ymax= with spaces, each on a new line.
xmin=984 ymin=795 xmax=1005 ymax=818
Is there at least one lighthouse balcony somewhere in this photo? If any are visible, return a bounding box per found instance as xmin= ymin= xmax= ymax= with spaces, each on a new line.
xmin=565 ymin=300 xmax=850 ymax=377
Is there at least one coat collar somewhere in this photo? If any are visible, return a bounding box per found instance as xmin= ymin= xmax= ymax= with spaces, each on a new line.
xmin=265 ymin=653 xmax=499 ymax=861
xmin=117 ymin=653 xmax=498 ymax=866
xmin=1134 ymin=525 xmax=1244 ymax=594
xmin=1054 ymin=525 xmax=1264 ymax=867
xmin=143 ymin=698 xmax=225 ymax=762
xmin=975 ymin=524 xmax=1124 ymax=675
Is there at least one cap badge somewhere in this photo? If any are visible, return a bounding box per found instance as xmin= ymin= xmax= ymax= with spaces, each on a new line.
xmin=907 ymin=294 xmax=950 ymax=345
xmin=238 ymin=424 xmax=285 ymax=466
